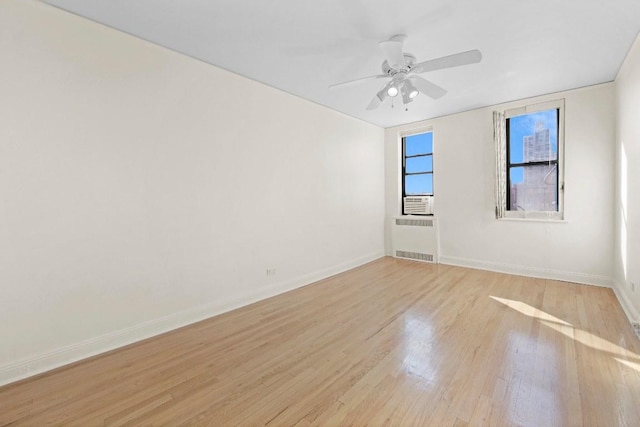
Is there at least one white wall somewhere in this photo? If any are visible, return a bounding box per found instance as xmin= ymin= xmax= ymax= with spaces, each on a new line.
xmin=385 ymin=84 xmax=616 ymax=286
xmin=614 ymin=33 xmax=640 ymax=325
xmin=0 ymin=0 xmax=384 ymax=385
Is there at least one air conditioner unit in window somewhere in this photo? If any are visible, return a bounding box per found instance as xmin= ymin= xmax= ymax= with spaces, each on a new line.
xmin=403 ymin=196 xmax=434 ymax=215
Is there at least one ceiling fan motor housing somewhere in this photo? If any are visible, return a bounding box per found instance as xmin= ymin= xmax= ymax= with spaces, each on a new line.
xmin=382 ymin=53 xmax=417 ymax=76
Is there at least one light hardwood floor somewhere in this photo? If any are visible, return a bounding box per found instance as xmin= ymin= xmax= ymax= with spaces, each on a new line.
xmin=2 ymin=257 xmax=640 ymax=426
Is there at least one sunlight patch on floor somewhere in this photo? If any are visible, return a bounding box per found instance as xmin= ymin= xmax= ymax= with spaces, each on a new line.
xmin=614 ymin=357 xmax=640 ymax=373
xmin=490 ymin=296 xmax=572 ymax=326
xmin=491 ymin=296 xmax=640 ymax=361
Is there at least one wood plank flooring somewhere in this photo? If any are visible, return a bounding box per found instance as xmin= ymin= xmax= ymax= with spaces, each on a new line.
xmin=2 ymin=257 xmax=640 ymax=426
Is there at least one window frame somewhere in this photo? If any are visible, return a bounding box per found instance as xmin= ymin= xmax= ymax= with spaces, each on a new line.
xmin=401 ymin=129 xmax=434 ymax=215
xmin=502 ymin=99 xmax=565 ymax=220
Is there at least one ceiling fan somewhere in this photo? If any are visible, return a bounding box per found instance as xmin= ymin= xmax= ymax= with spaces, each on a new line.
xmin=330 ymin=35 xmax=482 ymax=110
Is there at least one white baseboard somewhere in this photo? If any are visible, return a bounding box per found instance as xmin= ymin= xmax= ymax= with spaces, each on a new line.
xmin=0 ymin=251 xmax=384 ymax=387
xmin=438 ymin=255 xmax=612 ymax=287
xmin=611 ymin=281 xmax=640 ymax=328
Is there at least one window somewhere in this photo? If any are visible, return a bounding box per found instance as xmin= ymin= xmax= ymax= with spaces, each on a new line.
xmin=402 ymin=131 xmax=433 ymax=214
xmin=495 ymin=99 xmax=564 ymax=220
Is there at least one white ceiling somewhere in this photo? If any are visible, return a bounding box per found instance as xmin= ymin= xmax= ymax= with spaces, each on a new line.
xmin=43 ymin=0 xmax=640 ymax=128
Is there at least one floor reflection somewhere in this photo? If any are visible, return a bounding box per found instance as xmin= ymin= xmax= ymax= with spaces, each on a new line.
xmin=401 ymin=311 xmax=437 ymax=387
xmin=503 ymin=329 xmax=560 ymax=426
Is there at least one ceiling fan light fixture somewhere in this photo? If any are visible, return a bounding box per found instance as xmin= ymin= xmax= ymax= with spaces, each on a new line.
xmin=387 ymin=85 xmax=399 ymax=97
xmin=404 ymin=80 xmax=419 ymax=99
xmin=400 ymin=83 xmax=414 ymax=105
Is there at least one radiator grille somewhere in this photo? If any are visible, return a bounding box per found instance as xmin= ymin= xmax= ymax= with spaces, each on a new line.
xmin=395 ymin=218 xmax=433 ymax=227
xmin=395 ymin=251 xmax=434 ymax=262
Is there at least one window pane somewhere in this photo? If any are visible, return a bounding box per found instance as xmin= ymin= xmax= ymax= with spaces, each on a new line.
xmin=509 ymin=164 xmax=558 ymax=211
xmin=508 ymin=109 xmax=558 ymax=164
xmin=405 ymin=173 xmax=433 ymax=195
xmin=405 ymin=132 xmax=433 ymax=156
xmin=510 ymin=166 xmax=524 ymax=184
xmin=406 ymin=155 xmax=432 ymax=173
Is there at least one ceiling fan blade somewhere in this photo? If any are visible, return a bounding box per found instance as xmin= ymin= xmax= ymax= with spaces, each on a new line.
xmin=367 ymin=81 xmax=394 ymax=110
xmin=409 ymin=76 xmax=447 ymax=99
xmin=411 ymin=49 xmax=482 ymax=74
xmin=329 ymin=74 xmax=388 ymax=90
xmin=367 ymin=94 xmax=383 ymax=110
xmin=379 ymin=40 xmax=405 ymax=69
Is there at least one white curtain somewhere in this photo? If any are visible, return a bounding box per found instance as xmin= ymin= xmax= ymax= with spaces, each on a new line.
xmin=493 ymin=111 xmax=507 ymax=218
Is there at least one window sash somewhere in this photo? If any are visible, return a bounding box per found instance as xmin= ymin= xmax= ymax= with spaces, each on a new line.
xmin=494 ymin=99 xmax=565 ymax=220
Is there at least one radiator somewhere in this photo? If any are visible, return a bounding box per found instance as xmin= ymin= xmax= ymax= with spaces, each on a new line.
xmin=391 ymin=216 xmax=439 ymax=263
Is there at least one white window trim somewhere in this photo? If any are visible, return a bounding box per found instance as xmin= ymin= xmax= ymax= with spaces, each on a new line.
xmin=496 ymin=99 xmax=565 ymax=221
xmin=399 ymin=126 xmax=432 ymax=138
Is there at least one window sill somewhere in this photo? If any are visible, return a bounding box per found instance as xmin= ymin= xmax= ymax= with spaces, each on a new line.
xmin=497 ymin=216 xmax=567 ymax=223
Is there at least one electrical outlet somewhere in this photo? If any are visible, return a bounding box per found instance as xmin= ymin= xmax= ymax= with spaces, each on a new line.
xmin=266 ymin=268 xmax=276 ymax=276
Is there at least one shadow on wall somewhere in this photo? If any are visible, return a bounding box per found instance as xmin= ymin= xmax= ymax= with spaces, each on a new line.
xmin=620 ymin=141 xmax=628 ymax=282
